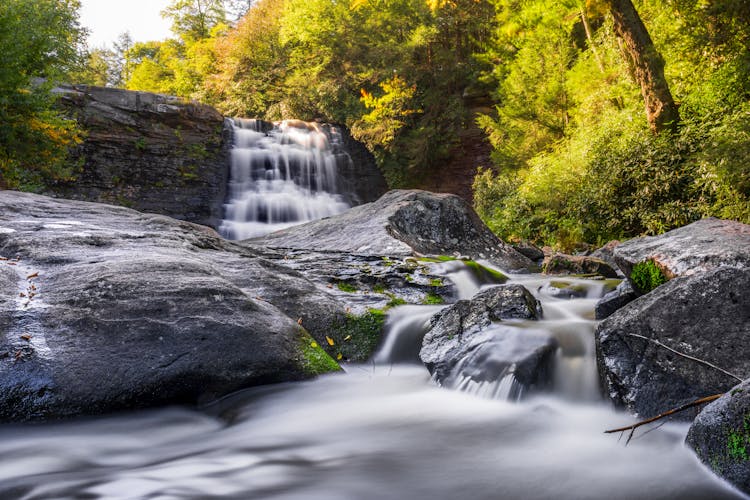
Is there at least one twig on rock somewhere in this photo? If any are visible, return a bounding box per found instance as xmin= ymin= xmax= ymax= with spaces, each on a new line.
xmin=624 ymin=333 xmax=743 ymax=382
xmin=605 ymin=393 xmax=724 ymax=444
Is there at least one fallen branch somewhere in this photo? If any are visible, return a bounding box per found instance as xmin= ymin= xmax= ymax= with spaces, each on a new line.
xmin=605 ymin=393 xmax=724 ymax=444
xmin=623 ymin=333 xmax=743 ymax=383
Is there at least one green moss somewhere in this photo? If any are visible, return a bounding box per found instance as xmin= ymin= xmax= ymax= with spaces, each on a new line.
xmin=464 ymin=260 xmax=508 ymax=283
xmin=430 ymin=278 xmax=444 ymax=287
xmin=298 ymin=332 xmax=341 ymax=375
xmin=372 ymin=283 xmax=387 ymax=294
xmin=336 ymin=281 xmax=358 ymax=293
xmin=329 ymin=309 xmax=387 ymax=362
xmin=727 ymin=414 xmax=750 ymax=461
xmin=423 ymin=293 xmax=444 ymax=305
xmin=386 ymin=295 xmax=407 ymax=307
xmin=418 ymin=255 xmax=457 ymax=263
xmin=134 ymin=137 xmax=147 ymax=151
xmin=630 ymin=260 xmax=668 ymax=293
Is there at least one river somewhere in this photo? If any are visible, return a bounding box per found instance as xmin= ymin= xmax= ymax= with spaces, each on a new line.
xmin=0 ymin=263 xmax=742 ymax=499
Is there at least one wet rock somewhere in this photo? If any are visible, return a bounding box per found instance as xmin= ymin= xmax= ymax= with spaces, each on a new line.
xmin=589 ymin=240 xmax=622 ymax=275
xmin=420 ymin=285 xmax=555 ymax=397
xmin=0 ymin=191 xmax=344 ymax=422
xmin=595 ymin=266 xmax=750 ymax=419
xmin=686 ymin=379 xmax=750 ymax=496
xmin=254 ymin=190 xmax=534 ymax=272
xmin=595 ymin=280 xmax=637 ymax=319
xmin=512 ymin=241 xmax=545 ymax=263
xmin=613 ymin=218 xmax=750 ymax=281
xmin=538 ymin=280 xmax=590 ymax=300
xmin=542 ymin=253 xmax=619 ymax=278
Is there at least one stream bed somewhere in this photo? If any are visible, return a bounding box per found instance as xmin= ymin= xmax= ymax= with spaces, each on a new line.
xmin=0 ymin=266 xmax=743 ymax=500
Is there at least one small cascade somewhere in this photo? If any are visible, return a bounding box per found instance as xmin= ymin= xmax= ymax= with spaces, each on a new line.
xmin=373 ymin=305 xmax=444 ymax=365
xmin=218 ymin=119 xmax=352 ymax=240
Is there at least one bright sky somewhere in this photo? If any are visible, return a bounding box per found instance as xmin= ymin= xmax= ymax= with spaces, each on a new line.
xmin=79 ymin=0 xmax=174 ymax=48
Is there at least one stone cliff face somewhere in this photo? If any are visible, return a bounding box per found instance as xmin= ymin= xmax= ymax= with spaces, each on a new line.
xmin=49 ymin=85 xmax=230 ymax=228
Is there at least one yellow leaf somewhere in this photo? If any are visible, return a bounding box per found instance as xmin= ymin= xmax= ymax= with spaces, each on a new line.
xmin=326 ymin=336 xmax=335 ymax=346
xmin=337 ymin=353 xmax=343 ymax=360
xmin=310 ymin=341 xmax=318 ymax=348
xmin=344 ymin=335 xmax=352 ymax=341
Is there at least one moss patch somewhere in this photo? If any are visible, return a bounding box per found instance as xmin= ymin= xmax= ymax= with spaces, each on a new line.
xmin=298 ymin=331 xmax=341 ymax=376
xmin=464 ymin=260 xmax=508 ymax=283
xmin=336 ymin=281 xmax=358 ymax=293
xmin=418 ymin=255 xmax=458 ymax=263
xmin=727 ymin=414 xmax=750 ymax=461
xmin=328 ymin=309 xmax=388 ymax=362
xmin=630 ymin=260 xmax=668 ymax=294
xmin=423 ymin=293 xmax=444 ymax=305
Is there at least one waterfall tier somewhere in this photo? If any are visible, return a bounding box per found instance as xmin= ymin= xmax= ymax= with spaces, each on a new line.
xmin=219 ymin=119 xmax=352 ymax=240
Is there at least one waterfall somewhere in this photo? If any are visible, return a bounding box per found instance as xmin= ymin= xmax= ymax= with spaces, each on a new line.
xmin=218 ymin=119 xmax=352 ymax=240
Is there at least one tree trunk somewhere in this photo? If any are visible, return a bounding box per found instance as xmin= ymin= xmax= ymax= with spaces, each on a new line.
xmin=607 ymin=0 xmax=679 ymax=133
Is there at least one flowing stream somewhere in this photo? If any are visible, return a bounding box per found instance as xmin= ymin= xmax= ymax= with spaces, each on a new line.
xmin=0 ymin=263 xmax=743 ymax=499
xmin=218 ymin=119 xmax=352 ymax=240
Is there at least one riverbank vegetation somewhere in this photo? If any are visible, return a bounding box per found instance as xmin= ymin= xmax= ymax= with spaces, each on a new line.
xmin=3 ymin=0 xmax=749 ymax=249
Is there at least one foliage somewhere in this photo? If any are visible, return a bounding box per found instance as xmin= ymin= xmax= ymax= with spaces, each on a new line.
xmin=629 ymin=260 xmax=668 ymax=294
xmin=297 ymin=331 xmax=341 ymax=375
xmin=0 ymin=0 xmax=85 ymax=190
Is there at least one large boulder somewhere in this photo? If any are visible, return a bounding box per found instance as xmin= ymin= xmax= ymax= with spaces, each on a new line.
xmin=420 ymin=285 xmax=555 ymax=398
xmin=596 ymin=266 xmax=750 ymax=418
xmin=254 ymin=190 xmax=534 ymax=272
xmin=613 ymin=218 xmax=750 ymax=281
xmin=686 ymin=379 xmax=750 ymax=496
xmin=0 ymin=191 xmax=343 ymax=422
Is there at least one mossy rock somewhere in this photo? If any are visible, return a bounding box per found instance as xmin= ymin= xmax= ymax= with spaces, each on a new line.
xmin=325 ymin=309 xmax=388 ymax=362
xmin=629 ymin=260 xmax=668 ymax=294
xmin=297 ymin=330 xmax=342 ymax=376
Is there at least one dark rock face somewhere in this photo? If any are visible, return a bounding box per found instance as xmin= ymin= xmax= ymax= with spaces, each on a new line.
xmin=512 ymin=241 xmax=545 ymax=263
xmin=324 ymin=123 xmax=388 ymax=205
xmin=686 ymin=379 xmax=750 ymax=496
xmin=589 ymin=240 xmax=622 ymax=275
xmin=420 ymin=285 xmax=555 ymax=397
xmin=542 ymin=253 xmax=619 ymax=278
xmin=613 ymin=218 xmax=750 ymax=280
xmin=0 ymin=191 xmax=344 ymax=422
xmin=595 ymin=266 xmax=750 ymax=418
xmin=595 ymin=280 xmax=637 ymax=320
xmin=49 ymin=85 xmax=230 ymax=228
xmin=255 ymin=190 xmax=534 ymax=272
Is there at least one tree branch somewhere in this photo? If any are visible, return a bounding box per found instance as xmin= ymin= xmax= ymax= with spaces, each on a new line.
xmin=604 ymin=393 xmax=723 ymax=444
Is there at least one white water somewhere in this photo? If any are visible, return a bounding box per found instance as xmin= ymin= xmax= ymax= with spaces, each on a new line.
xmin=0 ymin=264 xmax=743 ymax=499
xmin=218 ymin=119 xmax=352 ymax=240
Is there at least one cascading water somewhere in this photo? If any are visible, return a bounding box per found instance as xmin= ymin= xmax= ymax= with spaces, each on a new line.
xmin=0 ymin=264 xmax=742 ymax=499
xmin=218 ymin=119 xmax=352 ymax=240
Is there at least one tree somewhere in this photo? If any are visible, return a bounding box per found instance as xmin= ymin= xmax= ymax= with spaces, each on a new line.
xmin=162 ymin=0 xmax=227 ymax=42
xmin=606 ymin=0 xmax=679 ymax=132
xmin=0 ymin=0 xmax=85 ymax=190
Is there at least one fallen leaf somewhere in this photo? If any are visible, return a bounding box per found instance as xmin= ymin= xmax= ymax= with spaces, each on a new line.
xmin=27 ymin=272 xmax=39 ymax=279
xmin=19 ymin=292 xmax=26 ymax=298
xmin=297 ymin=317 xmax=303 ymax=325
xmin=345 ymin=307 xmax=351 ymax=314
xmin=310 ymin=341 xmax=318 ymax=348
xmin=337 ymin=353 xmax=343 ymax=360
xmin=326 ymin=336 xmax=335 ymax=346
xmin=14 ymin=351 xmax=22 ymax=360
xmin=21 ymin=334 xmax=31 ymax=341
xmin=344 ymin=335 xmax=352 ymax=341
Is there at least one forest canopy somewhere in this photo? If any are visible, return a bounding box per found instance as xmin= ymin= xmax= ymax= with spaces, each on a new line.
xmin=5 ymin=0 xmax=750 ymax=249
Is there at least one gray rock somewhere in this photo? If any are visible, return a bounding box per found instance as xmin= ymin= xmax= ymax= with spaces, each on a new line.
xmin=686 ymin=379 xmax=750 ymax=496
xmin=50 ymin=84 xmax=230 ymax=228
xmin=254 ymin=190 xmax=534 ymax=272
xmin=542 ymin=253 xmax=619 ymax=278
xmin=595 ymin=280 xmax=637 ymax=319
xmin=512 ymin=241 xmax=545 ymax=262
xmin=0 ymin=191 xmax=343 ymax=422
xmin=596 ymin=266 xmax=750 ymax=418
xmin=589 ymin=240 xmax=622 ymax=274
xmin=613 ymin=218 xmax=750 ymax=281
xmin=420 ymin=285 xmax=555 ymax=397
